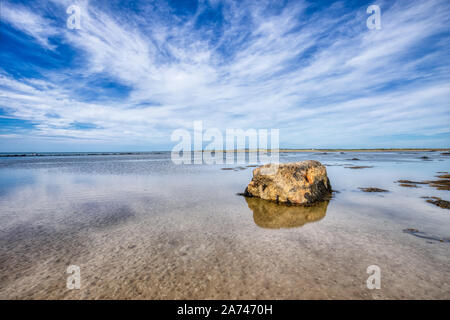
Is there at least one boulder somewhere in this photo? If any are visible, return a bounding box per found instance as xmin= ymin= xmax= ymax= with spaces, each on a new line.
xmin=244 ymin=160 xmax=332 ymax=204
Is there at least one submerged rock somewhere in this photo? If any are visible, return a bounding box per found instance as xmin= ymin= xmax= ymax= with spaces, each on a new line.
xmin=425 ymin=177 xmax=450 ymax=191
xmin=427 ymin=199 xmax=450 ymax=209
xmin=396 ymin=180 xmax=427 ymax=185
xmin=399 ymin=183 xmax=420 ymax=188
xmin=403 ymin=228 xmax=450 ymax=242
xmin=345 ymin=165 xmax=374 ymax=169
xmin=243 ymin=160 xmax=332 ymax=205
xmin=221 ymin=166 xmax=248 ymax=171
xmin=396 ymin=174 xmax=450 ymax=191
xmin=423 ymin=197 xmax=450 ymax=210
xmin=359 ymin=187 xmax=389 ymax=192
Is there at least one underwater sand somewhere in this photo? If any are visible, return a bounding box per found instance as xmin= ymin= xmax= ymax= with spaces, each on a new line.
xmin=0 ymin=151 xmax=449 ymax=299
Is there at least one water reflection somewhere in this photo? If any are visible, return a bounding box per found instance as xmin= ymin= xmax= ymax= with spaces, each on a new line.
xmin=245 ymin=197 xmax=329 ymax=229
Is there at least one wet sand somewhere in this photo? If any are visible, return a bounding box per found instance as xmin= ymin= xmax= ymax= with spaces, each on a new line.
xmin=0 ymin=152 xmax=449 ymax=299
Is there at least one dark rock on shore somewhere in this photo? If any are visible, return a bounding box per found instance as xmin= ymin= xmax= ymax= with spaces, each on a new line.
xmin=243 ymin=160 xmax=332 ymax=205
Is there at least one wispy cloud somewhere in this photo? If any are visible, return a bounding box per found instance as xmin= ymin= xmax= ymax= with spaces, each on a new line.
xmin=0 ymin=0 xmax=449 ymax=151
xmin=1 ymin=1 xmax=59 ymax=49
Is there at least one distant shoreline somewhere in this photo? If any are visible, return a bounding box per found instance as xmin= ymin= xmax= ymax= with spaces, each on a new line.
xmin=1 ymin=148 xmax=449 ymax=157
xmin=277 ymin=148 xmax=450 ymax=152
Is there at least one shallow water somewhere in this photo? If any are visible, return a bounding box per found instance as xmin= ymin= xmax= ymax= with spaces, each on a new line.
xmin=0 ymin=151 xmax=449 ymax=299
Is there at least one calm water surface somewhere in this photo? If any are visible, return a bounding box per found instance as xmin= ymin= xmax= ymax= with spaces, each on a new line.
xmin=0 ymin=152 xmax=449 ymax=299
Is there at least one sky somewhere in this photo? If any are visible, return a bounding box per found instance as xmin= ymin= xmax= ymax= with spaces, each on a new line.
xmin=0 ymin=0 xmax=449 ymax=152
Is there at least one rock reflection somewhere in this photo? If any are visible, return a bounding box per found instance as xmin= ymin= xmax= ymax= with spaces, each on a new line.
xmin=245 ymin=197 xmax=329 ymax=229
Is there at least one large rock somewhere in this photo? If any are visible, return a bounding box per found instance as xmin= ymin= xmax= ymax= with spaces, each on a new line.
xmin=244 ymin=160 xmax=332 ymax=204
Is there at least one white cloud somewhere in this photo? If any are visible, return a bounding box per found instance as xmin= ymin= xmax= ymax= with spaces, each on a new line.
xmin=0 ymin=0 xmax=449 ymax=149
xmin=1 ymin=2 xmax=59 ymax=49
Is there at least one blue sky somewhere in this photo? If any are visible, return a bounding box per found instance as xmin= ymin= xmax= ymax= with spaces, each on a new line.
xmin=0 ymin=0 xmax=449 ymax=152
